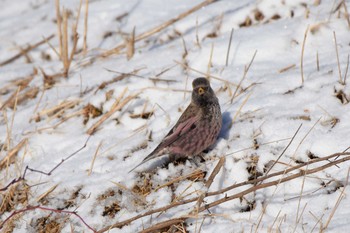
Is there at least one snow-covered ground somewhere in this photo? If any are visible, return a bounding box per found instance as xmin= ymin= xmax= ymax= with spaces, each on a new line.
xmin=1 ymin=0 xmax=350 ymax=232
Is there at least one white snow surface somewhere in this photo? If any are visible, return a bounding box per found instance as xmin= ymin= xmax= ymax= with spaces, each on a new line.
xmin=1 ymin=0 xmax=350 ymax=232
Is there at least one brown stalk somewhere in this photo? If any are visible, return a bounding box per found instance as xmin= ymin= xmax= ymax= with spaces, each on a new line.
xmin=0 ymin=34 xmax=54 ymax=67
xmin=101 ymin=0 xmax=218 ymax=57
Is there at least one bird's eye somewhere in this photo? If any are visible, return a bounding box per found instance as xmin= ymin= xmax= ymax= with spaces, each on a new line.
xmin=198 ymin=87 xmax=205 ymax=95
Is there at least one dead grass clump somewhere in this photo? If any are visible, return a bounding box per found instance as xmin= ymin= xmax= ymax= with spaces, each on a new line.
xmin=97 ymin=189 xmax=119 ymax=201
xmin=334 ymin=88 xmax=349 ymax=104
xmin=102 ymin=201 xmax=121 ymax=218
xmin=129 ymin=111 xmax=154 ymax=120
xmin=239 ymin=16 xmax=253 ymax=27
xmin=132 ymin=178 xmax=153 ymax=197
xmin=63 ymin=186 xmax=83 ymax=209
xmin=0 ymin=181 xmax=29 ymax=215
xmin=246 ymin=154 xmax=263 ymax=181
xmin=254 ymin=9 xmax=265 ymax=21
xmin=33 ymin=215 xmax=63 ymax=233
xmin=239 ymin=199 xmax=256 ymax=213
xmin=83 ymin=103 xmax=103 ymax=124
xmin=96 ymin=189 xmax=122 ymax=218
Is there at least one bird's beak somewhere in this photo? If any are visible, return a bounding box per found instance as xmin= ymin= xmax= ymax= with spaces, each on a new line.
xmin=198 ymin=87 xmax=205 ymax=95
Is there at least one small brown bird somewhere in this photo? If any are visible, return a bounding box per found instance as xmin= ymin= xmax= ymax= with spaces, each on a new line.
xmin=130 ymin=77 xmax=222 ymax=172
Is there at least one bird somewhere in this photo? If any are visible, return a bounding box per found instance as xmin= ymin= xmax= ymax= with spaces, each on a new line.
xmin=129 ymin=77 xmax=222 ymax=172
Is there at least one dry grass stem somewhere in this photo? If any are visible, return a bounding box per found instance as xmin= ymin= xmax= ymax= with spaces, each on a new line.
xmin=174 ymin=60 xmax=238 ymax=87
xmin=225 ymin=28 xmax=234 ymax=66
xmin=140 ymin=218 xmax=187 ymax=233
xmin=88 ymin=141 xmax=103 ymax=176
xmin=102 ymin=0 xmax=218 ymax=57
xmin=55 ymin=0 xmax=83 ymax=77
xmin=36 ymin=184 xmax=59 ymax=203
xmin=83 ymin=0 xmax=89 ymax=54
xmin=264 ymin=124 xmax=302 ymax=176
xmin=343 ymin=1 xmax=350 ymax=28
xmin=126 ymin=27 xmax=135 ymax=60
xmin=195 ymin=17 xmax=201 ymax=48
xmin=333 ymin=31 xmax=344 ymax=84
xmin=292 ymin=117 xmax=321 ymax=158
xmin=322 ymin=167 xmax=350 ymax=231
xmin=192 ymin=157 xmax=225 ymax=214
xmin=229 ymin=91 xmax=253 ymax=128
xmin=316 ymin=51 xmax=320 ymax=71
xmin=293 ymin=164 xmax=308 ymax=233
xmin=230 ymin=50 xmax=257 ymax=103
xmin=300 ymin=25 xmax=309 ymax=84
xmin=0 ymin=139 xmax=28 ymax=170
xmin=155 ymin=169 xmax=203 ymax=191
xmin=206 ymin=43 xmax=214 ymax=78
xmin=344 ymin=54 xmax=349 ymax=85
xmin=279 ymin=64 xmax=296 ymax=73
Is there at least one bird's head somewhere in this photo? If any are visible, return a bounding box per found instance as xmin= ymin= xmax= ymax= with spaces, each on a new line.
xmin=192 ymin=77 xmax=216 ymax=106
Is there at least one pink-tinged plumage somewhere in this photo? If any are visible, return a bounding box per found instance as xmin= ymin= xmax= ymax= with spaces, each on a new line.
xmin=129 ymin=77 xmax=222 ymax=172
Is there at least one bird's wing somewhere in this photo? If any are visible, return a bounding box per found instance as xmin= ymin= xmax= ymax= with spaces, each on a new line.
xmin=128 ymin=105 xmax=200 ymax=173
xmin=148 ymin=104 xmax=199 ymax=154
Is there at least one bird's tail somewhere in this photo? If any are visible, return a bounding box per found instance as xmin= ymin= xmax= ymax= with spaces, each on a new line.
xmin=128 ymin=150 xmax=158 ymax=173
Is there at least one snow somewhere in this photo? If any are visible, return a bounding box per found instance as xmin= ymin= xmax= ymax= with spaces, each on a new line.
xmin=1 ymin=0 xmax=350 ymax=232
